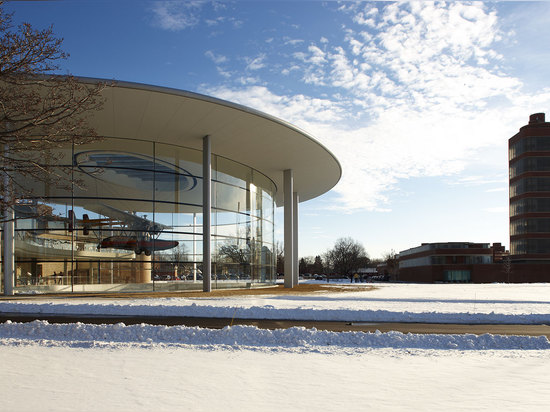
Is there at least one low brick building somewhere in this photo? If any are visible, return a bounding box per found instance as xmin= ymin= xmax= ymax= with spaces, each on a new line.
xmin=397 ymin=242 xmax=509 ymax=283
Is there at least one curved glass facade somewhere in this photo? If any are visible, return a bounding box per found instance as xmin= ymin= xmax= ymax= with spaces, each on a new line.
xmin=7 ymin=137 xmax=276 ymax=292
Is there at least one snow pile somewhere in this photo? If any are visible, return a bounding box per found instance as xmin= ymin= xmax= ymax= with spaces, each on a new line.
xmin=1 ymin=320 xmax=549 ymax=351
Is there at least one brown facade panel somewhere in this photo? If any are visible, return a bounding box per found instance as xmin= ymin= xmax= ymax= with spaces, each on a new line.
xmin=398 ymin=267 xmax=440 ymax=283
xmin=398 ymin=264 xmax=550 ymax=283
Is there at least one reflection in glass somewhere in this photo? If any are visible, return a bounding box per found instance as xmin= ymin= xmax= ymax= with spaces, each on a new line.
xmin=11 ymin=138 xmax=276 ymax=292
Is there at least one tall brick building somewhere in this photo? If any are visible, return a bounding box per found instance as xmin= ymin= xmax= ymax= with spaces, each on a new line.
xmin=396 ymin=113 xmax=550 ymax=283
xmin=509 ymin=113 xmax=550 ymax=262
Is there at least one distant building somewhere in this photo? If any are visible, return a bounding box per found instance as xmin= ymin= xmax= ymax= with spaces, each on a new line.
xmin=502 ymin=112 xmax=550 ymax=282
xmin=398 ymin=242 xmax=507 ymax=283
xmin=509 ymin=113 xmax=550 ymax=262
xmin=392 ymin=113 xmax=550 ymax=284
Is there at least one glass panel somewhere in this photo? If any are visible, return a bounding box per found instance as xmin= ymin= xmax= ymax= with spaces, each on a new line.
xmin=215 ymin=156 xmax=251 ymax=190
xmin=214 ymin=181 xmax=248 ymax=214
xmin=443 ymin=270 xmax=471 ymax=282
xmin=253 ymin=169 xmax=276 ymax=198
xmin=510 ymin=156 xmax=550 ymax=178
xmin=510 ymin=136 xmax=550 ymax=160
xmin=73 ymin=138 xmax=154 ymax=202
xmin=13 ymin=137 xmax=277 ymax=292
xmin=510 ymin=198 xmax=550 ymax=216
xmin=154 ymin=143 xmax=202 ymax=207
xmin=512 ymin=239 xmax=550 ymax=255
xmin=510 ymin=177 xmax=550 ymax=197
xmin=14 ymin=199 xmax=73 ymax=287
xmin=511 ymin=218 xmax=550 ymax=235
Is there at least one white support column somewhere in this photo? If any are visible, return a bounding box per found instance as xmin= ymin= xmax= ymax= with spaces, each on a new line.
xmin=203 ymin=135 xmax=212 ymax=292
xmin=192 ymin=213 xmax=197 ymax=282
xmin=284 ymin=169 xmax=294 ymax=288
xmin=293 ymin=192 xmax=299 ymax=287
xmin=3 ymin=207 xmax=14 ymax=296
xmin=3 ymin=144 xmax=14 ymax=296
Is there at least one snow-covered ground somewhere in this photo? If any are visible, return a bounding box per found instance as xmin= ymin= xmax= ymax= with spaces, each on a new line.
xmin=3 ymin=282 xmax=550 ymax=323
xmin=2 ymin=282 xmax=550 ymax=411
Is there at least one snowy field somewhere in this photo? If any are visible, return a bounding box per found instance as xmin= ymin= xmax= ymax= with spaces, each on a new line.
xmin=3 ymin=281 xmax=550 ymax=324
xmin=2 ymin=282 xmax=550 ymax=411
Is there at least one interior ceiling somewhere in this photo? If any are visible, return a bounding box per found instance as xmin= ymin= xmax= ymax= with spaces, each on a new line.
xmin=82 ymin=78 xmax=342 ymax=206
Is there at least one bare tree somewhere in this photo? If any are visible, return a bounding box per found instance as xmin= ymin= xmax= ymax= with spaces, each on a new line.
xmin=382 ymin=249 xmax=398 ymax=277
xmin=503 ymin=255 xmax=513 ymax=283
xmin=219 ymin=243 xmax=251 ymax=265
xmin=324 ymin=237 xmax=369 ymax=277
xmin=299 ymin=256 xmax=324 ymax=275
xmin=275 ymin=240 xmax=284 ymax=274
xmin=0 ymin=4 xmax=107 ymax=211
xmin=298 ymin=256 xmax=310 ymax=274
xmin=312 ymin=255 xmax=324 ymax=274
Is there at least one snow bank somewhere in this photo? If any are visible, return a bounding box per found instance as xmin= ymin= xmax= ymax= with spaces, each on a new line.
xmin=1 ymin=320 xmax=549 ymax=351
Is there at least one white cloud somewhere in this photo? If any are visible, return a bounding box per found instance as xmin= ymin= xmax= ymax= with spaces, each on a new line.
xmin=202 ymin=85 xmax=347 ymax=125
xmin=205 ymin=50 xmax=228 ymax=65
xmin=245 ymin=54 xmax=267 ymax=71
xmin=308 ymin=45 xmax=327 ymax=65
xmin=205 ymin=17 xmax=222 ymax=27
xmin=284 ymin=38 xmax=304 ymax=46
xmin=451 ymin=176 xmax=508 ymax=187
xmin=201 ymin=2 xmax=550 ymax=213
xmin=484 ymin=207 xmax=508 ymax=214
xmin=216 ymin=67 xmax=231 ymax=79
xmin=151 ymin=1 xmax=203 ymax=31
xmin=237 ymin=76 xmax=260 ymax=85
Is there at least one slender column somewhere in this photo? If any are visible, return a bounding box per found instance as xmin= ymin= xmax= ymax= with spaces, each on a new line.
xmin=3 ymin=207 xmax=14 ymax=295
xmin=284 ymin=169 xmax=294 ymax=288
xmin=293 ymin=192 xmax=299 ymax=287
xmin=193 ymin=213 xmax=197 ymax=282
xmin=202 ymin=135 xmax=212 ymax=292
xmin=3 ymin=144 xmax=14 ymax=295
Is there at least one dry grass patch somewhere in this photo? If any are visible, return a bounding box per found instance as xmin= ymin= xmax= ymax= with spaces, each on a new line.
xmin=3 ymin=283 xmax=376 ymax=300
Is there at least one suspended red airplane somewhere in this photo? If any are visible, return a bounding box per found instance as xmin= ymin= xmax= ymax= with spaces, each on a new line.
xmin=99 ymin=236 xmax=178 ymax=256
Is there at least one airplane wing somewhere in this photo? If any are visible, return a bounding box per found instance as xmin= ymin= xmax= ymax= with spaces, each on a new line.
xmin=88 ymin=204 xmax=171 ymax=233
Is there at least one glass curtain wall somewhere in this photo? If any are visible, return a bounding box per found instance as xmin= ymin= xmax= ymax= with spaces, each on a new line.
xmin=6 ymin=137 xmax=275 ymax=292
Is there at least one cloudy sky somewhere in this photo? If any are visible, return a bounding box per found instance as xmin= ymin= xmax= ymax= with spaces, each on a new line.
xmin=7 ymin=1 xmax=550 ymax=259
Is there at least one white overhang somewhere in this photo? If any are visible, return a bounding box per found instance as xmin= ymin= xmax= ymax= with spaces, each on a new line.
xmin=83 ymin=78 xmax=341 ymax=206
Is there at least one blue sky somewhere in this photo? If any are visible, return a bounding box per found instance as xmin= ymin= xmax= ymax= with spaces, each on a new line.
xmin=6 ymin=1 xmax=550 ymax=259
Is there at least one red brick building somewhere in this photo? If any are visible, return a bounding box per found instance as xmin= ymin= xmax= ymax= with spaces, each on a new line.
xmin=506 ymin=113 xmax=550 ymax=280
xmin=396 ymin=113 xmax=550 ymax=283
xmin=397 ymin=242 xmax=508 ymax=283
xmin=509 ymin=113 xmax=550 ymax=259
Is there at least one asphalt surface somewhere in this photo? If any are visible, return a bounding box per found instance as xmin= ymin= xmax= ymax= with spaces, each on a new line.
xmin=1 ymin=313 xmax=550 ymax=338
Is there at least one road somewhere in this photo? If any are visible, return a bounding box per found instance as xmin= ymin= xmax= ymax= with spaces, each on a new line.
xmin=1 ymin=313 xmax=549 ymax=338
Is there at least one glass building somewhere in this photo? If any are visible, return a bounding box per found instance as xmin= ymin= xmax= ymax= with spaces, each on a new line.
xmin=1 ymin=79 xmax=341 ymax=294
xmin=509 ymin=113 xmax=550 ymax=261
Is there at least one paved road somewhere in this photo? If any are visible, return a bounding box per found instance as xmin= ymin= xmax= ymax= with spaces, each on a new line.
xmin=1 ymin=313 xmax=550 ymax=338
